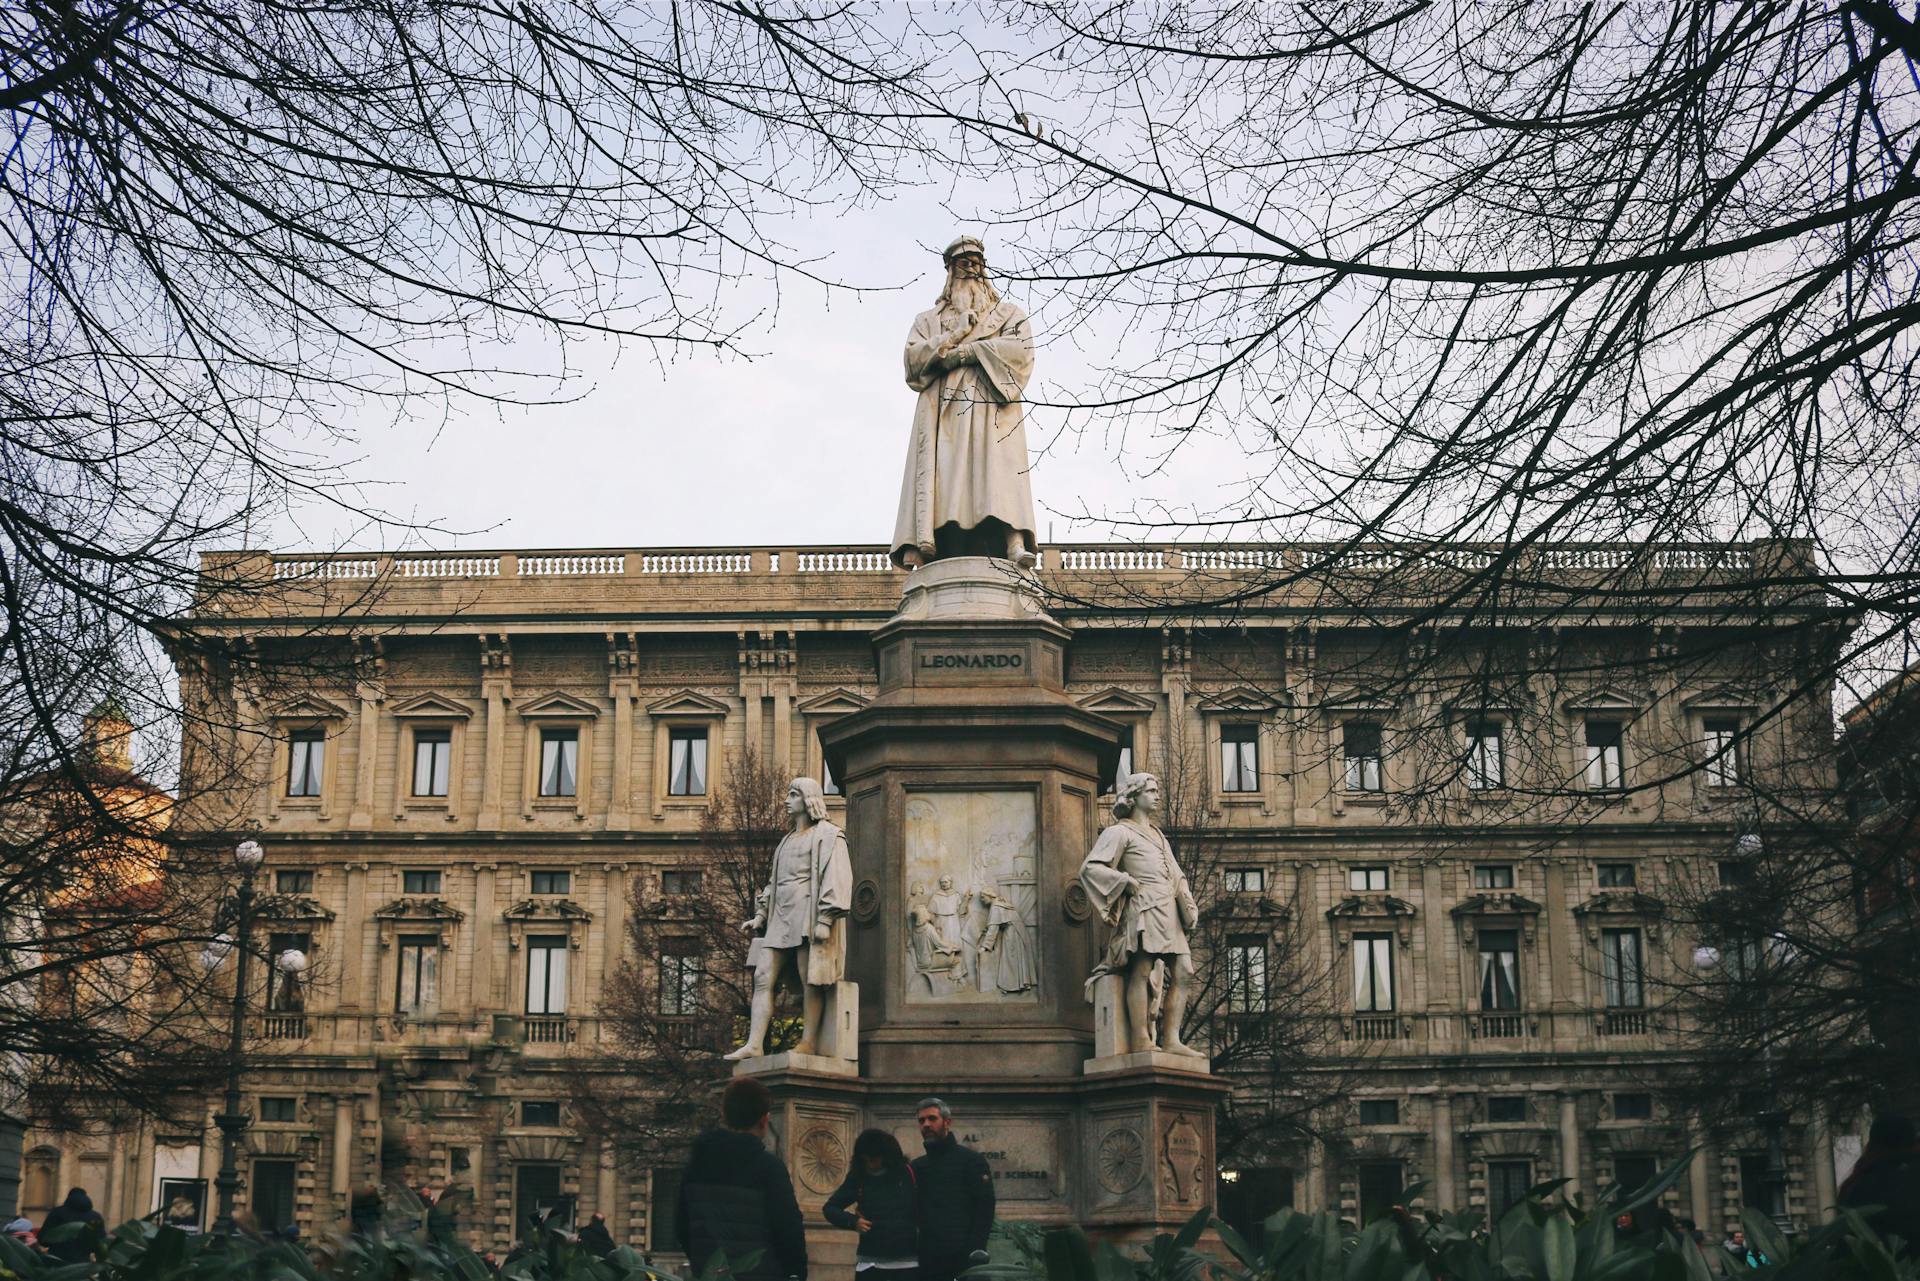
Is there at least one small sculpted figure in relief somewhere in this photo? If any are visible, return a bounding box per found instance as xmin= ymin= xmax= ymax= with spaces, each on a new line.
xmin=890 ymin=236 xmax=1039 ymax=570
xmin=725 ymin=778 xmax=853 ymax=1060
xmin=1078 ymin=773 xmax=1206 ymax=1057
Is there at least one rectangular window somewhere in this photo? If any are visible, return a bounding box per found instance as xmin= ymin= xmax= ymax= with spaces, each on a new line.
xmin=1343 ymin=721 xmax=1384 ymax=792
xmin=1704 ymin=717 xmax=1745 ymax=787
xmin=1358 ymin=1099 xmax=1399 ymax=1126
xmin=1612 ymin=1154 xmax=1659 ymax=1197
xmin=515 ymin=1164 xmax=571 ymax=1233
xmin=539 ymin=729 xmax=579 ymax=797
xmin=1349 ymin=866 xmax=1389 ymax=892
xmin=659 ymin=952 xmax=703 ymax=1016
xmin=1612 ymin=1092 xmax=1654 ymax=1120
xmin=649 ymin=1168 xmax=684 ymax=1253
xmin=1357 ymin=1162 xmax=1403 ymax=1225
xmin=1473 ymin=865 xmax=1514 ymax=890
xmin=258 ymin=1097 xmax=298 ymax=1123
xmin=521 ymin=1101 xmax=562 ymax=1127
xmin=252 ymin=1159 xmax=298 ymax=1233
xmin=1115 ymin=741 xmax=1134 ymax=785
xmin=1477 ymin=929 xmax=1521 ymax=1010
xmin=1225 ymin=935 xmax=1268 ymax=1014
xmin=402 ymin=869 xmax=442 ymax=895
xmin=1486 ymin=1159 xmax=1533 ymax=1223
xmin=526 ymin=936 xmax=568 ymax=1016
xmin=1220 ymin=724 xmax=1259 ymax=793
xmin=661 ymin=870 xmax=702 ymax=897
xmin=275 ymin=870 xmax=314 ymax=894
xmin=1224 ymin=868 xmax=1266 ymax=893
xmin=1597 ymin=862 xmax=1636 ymax=888
xmin=1353 ymin=933 xmax=1395 ymax=1012
xmin=1584 ymin=720 xmax=1625 ymax=790
xmin=1466 ymin=721 xmax=1504 ymax=790
xmin=668 ymin=727 xmax=708 ymax=797
xmin=530 ymin=870 xmax=571 ymax=895
xmin=412 ymin=729 xmax=452 ymax=797
xmin=396 ymin=934 xmax=439 ymax=1014
xmin=821 ymin=734 xmax=841 ymax=796
xmin=266 ymin=931 xmax=309 ymax=1012
xmin=1602 ymin=928 xmax=1644 ymax=1008
xmin=1487 ymin=1095 xmax=1527 ymax=1123
xmin=1740 ymin=1155 xmax=1786 ymax=1218
xmin=286 ymin=730 xmax=325 ymax=797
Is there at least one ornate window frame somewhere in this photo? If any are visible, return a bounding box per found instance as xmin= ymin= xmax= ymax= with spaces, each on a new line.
xmin=798 ymin=687 xmax=870 ymax=807
xmin=373 ymin=896 xmax=465 ymax=1023
xmin=1318 ymin=696 xmax=1399 ymax=815
xmin=1199 ymin=686 xmax=1281 ymax=813
xmin=265 ymin=695 xmax=351 ymax=823
xmin=501 ymin=896 xmax=592 ymax=1039
xmin=647 ymin=689 xmax=729 ymax=817
xmin=1077 ymin=686 xmax=1158 ymax=796
xmin=518 ymin=690 xmax=600 ymax=820
xmin=390 ymin=693 xmax=473 ymax=822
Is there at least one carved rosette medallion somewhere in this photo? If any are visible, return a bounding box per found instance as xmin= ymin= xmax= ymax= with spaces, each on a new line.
xmin=796 ymin=1127 xmax=848 ymax=1195
xmin=852 ymin=879 xmax=881 ymax=925
xmin=1161 ymin=1114 xmax=1204 ymax=1205
xmin=1095 ymin=1126 xmax=1146 ymax=1195
xmin=1062 ymin=880 xmax=1092 ymax=923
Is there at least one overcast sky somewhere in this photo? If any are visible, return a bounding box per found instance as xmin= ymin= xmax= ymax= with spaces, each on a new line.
xmin=276 ymin=176 xmax=1254 ymax=557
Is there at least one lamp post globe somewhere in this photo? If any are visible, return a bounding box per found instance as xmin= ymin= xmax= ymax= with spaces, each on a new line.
xmin=276 ymin=949 xmax=309 ymax=976
xmin=234 ymin=838 xmax=264 ymax=869
xmin=1692 ymin=945 xmax=1721 ymax=970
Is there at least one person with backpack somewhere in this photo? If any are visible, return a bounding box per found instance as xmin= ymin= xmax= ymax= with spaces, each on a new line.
xmin=825 ymin=1130 xmax=920 ymax=1280
xmin=38 ymin=1187 xmax=104 ymax=1264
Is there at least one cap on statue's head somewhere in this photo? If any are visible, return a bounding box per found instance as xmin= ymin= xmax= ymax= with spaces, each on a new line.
xmin=942 ymin=235 xmax=987 ymax=265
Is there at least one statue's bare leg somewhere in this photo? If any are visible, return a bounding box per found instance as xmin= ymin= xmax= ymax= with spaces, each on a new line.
xmin=724 ymin=949 xmax=786 ymax=1061
xmin=1124 ymin=953 xmax=1157 ymax=1054
xmin=1160 ymin=963 xmax=1205 ymax=1058
xmin=793 ymin=982 xmax=826 ymax=1056
xmin=1006 ymin=528 xmax=1037 ymax=570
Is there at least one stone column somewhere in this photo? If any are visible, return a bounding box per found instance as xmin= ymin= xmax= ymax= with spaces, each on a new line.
xmin=1557 ymin=1092 xmax=1582 ymax=1196
xmin=1430 ymin=1094 xmax=1457 ymax=1208
xmin=1687 ymin=1116 xmax=1715 ymax=1229
xmin=340 ymin=863 xmax=367 ymax=1014
xmin=350 ymin=660 xmax=384 ymax=828
xmin=1811 ymin=1113 xmax=1837 ymax=1221
xmin=602 ymin=864 xmax=628 ymax=995
xmin=1305 ymin=1136 xmax=1328 ymax=1212
xmin=478 ymin=635 xmax=511 ymax=829
xmin=472 ymin=865 xmax=497 ymax=1011
xmin=608 ymin=633 xmax=636 ymax=831
xmin=597 ymin=1143 xmax=617 ymax=1224
xmin=333 ymin=1096 xmax=357 ymax=1205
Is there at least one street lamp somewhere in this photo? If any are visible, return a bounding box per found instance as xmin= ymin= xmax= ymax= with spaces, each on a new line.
xmin=207 ymin=838 xmax=265 ymax=1236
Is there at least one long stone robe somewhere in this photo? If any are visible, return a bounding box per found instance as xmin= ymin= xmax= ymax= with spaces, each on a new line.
xmin=890 ymin=299 xmax=1038 ymax=566
xmin=753 ymin=820 xmax=852 ymax=986
xmin=1079 ymin=819 xmax=1198 ymax=984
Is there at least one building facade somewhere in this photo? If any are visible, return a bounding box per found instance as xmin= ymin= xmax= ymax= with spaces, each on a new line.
xmin=22 ymin=541 xmax=1860 ymax=1249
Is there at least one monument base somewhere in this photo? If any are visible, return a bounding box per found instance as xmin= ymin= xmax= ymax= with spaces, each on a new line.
xmin=732 ymin=1050 xmax=859 ymax=1079
xmin=1083 ymin=1049 xmax=1216 ymax=1077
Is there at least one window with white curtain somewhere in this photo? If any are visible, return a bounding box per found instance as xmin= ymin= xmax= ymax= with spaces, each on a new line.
xmin=1602 ymin=928 xmax=1644 ymax=1007
xmin=526 ymin=936 xmax=568 ymax=1015
xmin=1226 ymin=935 xmax=1268 ymax=1013
xmin=1353 ymin=933 xmax=1395 ymax=1012
xmin=668 ymin=728 xmax=708 ymax=796
xmin=1343 ymin=721 xmax=1384 ymax=792
xmin=539 ymin=729 xmax=578 ymax=797
xmin=1466 ymin=720 xmax=1504 ymax=789
xmin=660 ymin=952 xmax=703 ymax=1016
xmin=287 ymin=730 xmax=325 ymax=797
xmin=1585 ymin=720 xmax=1625 ymax=790
xmin=396 ymin=935 xmax=439 ymax=1014
xmin=412 ymin=729 xmax=451 ymax=797
xmin=1220 ymin=724 xmax=1259 ymax=792
xmin=1704 ymin=718 xmax=1745 ymax=787
xmin=1478 ymin=928 xmax=1521 ymax=1010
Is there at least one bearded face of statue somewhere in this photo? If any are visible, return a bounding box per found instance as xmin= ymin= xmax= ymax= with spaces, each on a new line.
xmin=940 ymin=251 xmax=999 ymax=319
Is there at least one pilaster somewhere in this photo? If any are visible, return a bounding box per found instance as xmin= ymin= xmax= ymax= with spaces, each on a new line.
xmin=478 ymin=634 xmax=512 ymax=829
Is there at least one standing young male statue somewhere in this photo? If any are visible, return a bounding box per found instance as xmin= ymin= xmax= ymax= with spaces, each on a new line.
xmin=890 ymin=236 xmax=1039 ymax=570
xmin=1078 ymin=772 xmax=1206 ymax=1057
xmin=726 ymin=777 xmax=853 ymax=1060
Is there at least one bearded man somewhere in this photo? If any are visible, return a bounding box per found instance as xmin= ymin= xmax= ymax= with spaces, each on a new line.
xmin=890 ymin=236 xmax=1039 ymax=570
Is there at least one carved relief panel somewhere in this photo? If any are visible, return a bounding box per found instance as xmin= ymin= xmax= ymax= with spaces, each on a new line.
xmin=902 ymin=790 xmax=1040 ymax=1004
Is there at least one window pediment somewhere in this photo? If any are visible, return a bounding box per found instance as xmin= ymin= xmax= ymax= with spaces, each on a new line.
xmin=390 ymin=692 xmax=473 ymax=720
xmin=1573 ymin=891 xmax=1665 ymax=918
xmin=1199 ymin=686 xmax=1280 ymax=714
xmin=271 ymin=695 xmax=351 ymax=722
xmin=1563 ymin=688 xmax=1642 ymax=714
xmin=262 ymin=896 xmax=336 ymax=924
xmin=1077 ymin=686 xmax=1158 ymax=715
xmin=797 ymin=688 xmax=870 ymax=716
xmin=1318 ymin=694 xmax=1397 ymax=718
xmin=1327 ymin=894 xmax=1418 ymax=921
xmin=519 ymin=690 xmax=600 ymax=719
xmin=373 ymin=897 xmax=465 ymax=923
xmin=1451 ymin=893 xmax=1543 ymax=918
xmin=501 ymin=898 xmax=592 ymax=924
xmin=1681 ymin=688 xmax=1761 ymax=714
xmin=646 ymin=688 xmax=730 ymax=717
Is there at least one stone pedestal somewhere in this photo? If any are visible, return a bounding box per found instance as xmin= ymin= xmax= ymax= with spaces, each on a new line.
xmin=796 ymin=557 xmax=1231 ymax=1249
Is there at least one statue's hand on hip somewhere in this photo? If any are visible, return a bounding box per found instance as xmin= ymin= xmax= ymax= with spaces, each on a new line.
xmin=740 ymin=916 xmax=764 ymax=935
xmin=812 ymin=922 xmax=832 ymax=943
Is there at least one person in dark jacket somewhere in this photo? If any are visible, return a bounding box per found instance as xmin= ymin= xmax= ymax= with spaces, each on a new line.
xmin=675 ymin=1076 xmax=807 ymax=1281
xmin=909 ymin=1099 xmax=993 ymax=1281
xmin=349 ymin=1183 xmax=385 ymax=1238
xmin=1840 ymin=1114 xmax=1920 ymax=1256
xmin=38 ymin=1187 xmax=105 ymax=1264
xmin=578 ymin=1213 xmax=619 ymax=1260
xmin=825 ymin=1129 xmax=920 ymax=1279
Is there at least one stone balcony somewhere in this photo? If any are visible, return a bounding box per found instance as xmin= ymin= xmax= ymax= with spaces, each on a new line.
xmin=192 ymin=539 xmax=1805 ymax=631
